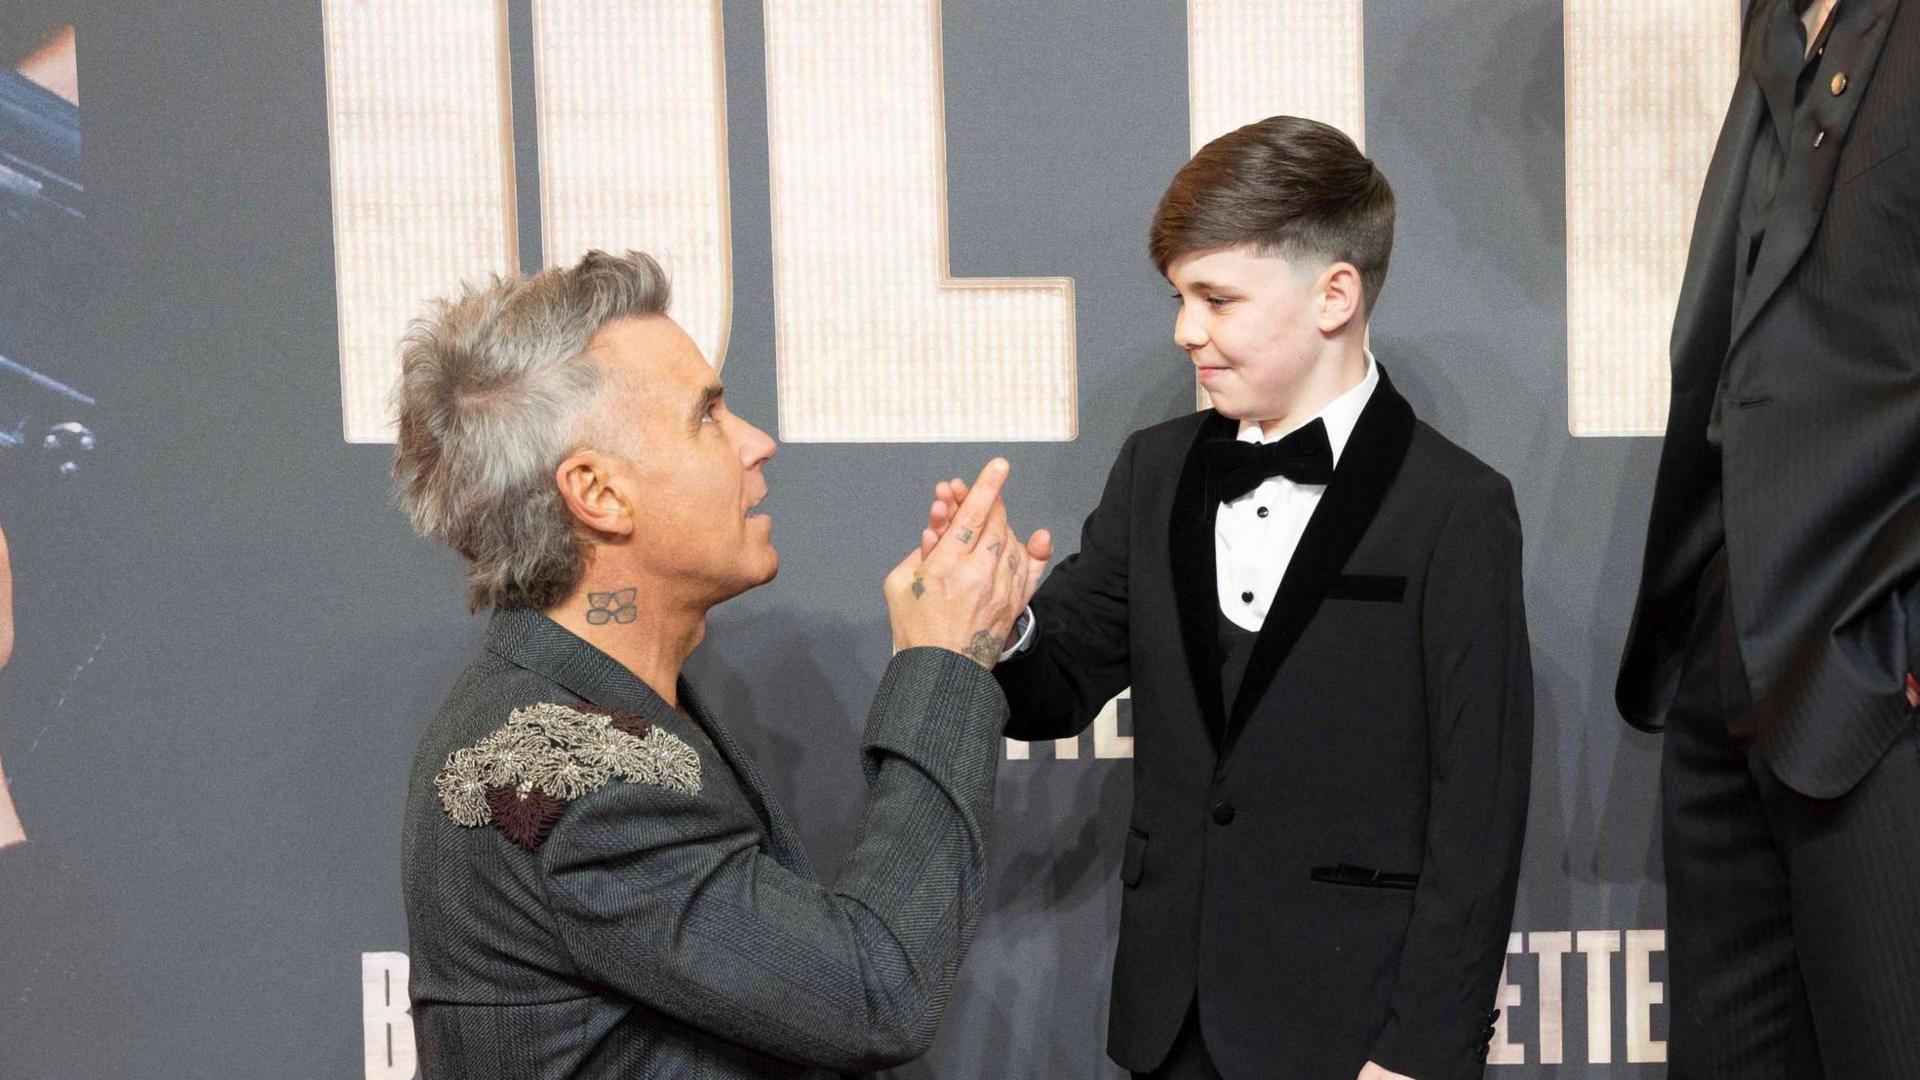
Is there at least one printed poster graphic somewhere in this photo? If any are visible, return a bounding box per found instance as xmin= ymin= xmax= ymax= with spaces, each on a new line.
xmin=1 ymin=11 xmax=92 ymax=478
xmin=0 ymin=13 xmax=129 ymax=1079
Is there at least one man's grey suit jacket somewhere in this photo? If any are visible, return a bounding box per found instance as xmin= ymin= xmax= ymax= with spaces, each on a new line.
xmin=1617 ymin=0 xmax=1920 ymax=798
xmin=401 ymin=607 xmax=1007 ymax=1078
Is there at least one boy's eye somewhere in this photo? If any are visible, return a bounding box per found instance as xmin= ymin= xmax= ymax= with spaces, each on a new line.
xmin=1207 ymin=296 xmax=1233 ymax=309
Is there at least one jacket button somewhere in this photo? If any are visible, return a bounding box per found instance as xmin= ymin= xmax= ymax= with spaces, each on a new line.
xmin=1211 ymin=800 xmax=1236 ymax=825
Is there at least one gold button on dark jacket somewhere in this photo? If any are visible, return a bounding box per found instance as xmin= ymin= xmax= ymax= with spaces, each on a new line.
xmin=1832 ymin=71 xmax=1849 ymax=95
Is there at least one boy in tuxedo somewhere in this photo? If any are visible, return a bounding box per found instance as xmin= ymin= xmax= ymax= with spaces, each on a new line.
xmin=929 ymin=116 xmax=1532 ymax=1080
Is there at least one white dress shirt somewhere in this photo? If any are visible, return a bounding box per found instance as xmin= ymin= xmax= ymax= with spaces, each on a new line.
xmin=999 ymin=351 xmax=1379 ymax=662
xmin=1216 ymin=351 xmax=1379 ymax=632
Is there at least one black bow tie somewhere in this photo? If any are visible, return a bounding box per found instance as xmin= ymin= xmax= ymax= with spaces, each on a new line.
xmin=1203 ymin=419 xmax=1336 ymax=504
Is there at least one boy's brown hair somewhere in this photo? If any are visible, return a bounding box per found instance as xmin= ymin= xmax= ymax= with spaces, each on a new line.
xmin=1150 ymin=115 xmax=1395 ymax=315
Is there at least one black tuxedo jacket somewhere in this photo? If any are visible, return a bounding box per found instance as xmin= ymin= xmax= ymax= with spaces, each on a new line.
xmin=996 ymin=370 xmax=1533 ymax=1080
xmin=1617 ymin=0 xmax=1920 ymax=798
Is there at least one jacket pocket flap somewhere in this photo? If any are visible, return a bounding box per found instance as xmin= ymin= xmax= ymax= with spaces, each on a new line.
xmin=1310 ymin=862 xmax=1419 ymax=890
xmin=1836 ymin=135 xmax=1912 ymax=188
xmin=1326 ymin=574 xmax=1408 ymax=603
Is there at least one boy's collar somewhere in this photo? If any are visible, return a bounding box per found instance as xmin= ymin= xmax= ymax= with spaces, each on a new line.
xmin=1235 ymin=348 xmax=1379 ymax=468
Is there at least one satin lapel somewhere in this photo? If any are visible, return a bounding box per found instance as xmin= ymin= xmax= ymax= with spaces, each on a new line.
xmin=1730 ymin=0 xmax=1900 ymax=350
xmin=1169 ymin=410 xmax=1237 ymax=747
xmin=678 ymin=679 xmax=815 ymax=877
xmin=1671 ymin=70 xmax=1765 ymax=389
xmin=1219 ymin=369 xmax=1417 ymax=758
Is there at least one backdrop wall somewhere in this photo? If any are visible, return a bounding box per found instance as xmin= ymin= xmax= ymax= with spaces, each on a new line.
xmin=0 ymin=2 xmax=1727 ymax=1076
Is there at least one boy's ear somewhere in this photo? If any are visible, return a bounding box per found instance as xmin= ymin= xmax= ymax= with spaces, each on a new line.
xmin=556 ymin=451 xmax=637 ymax=538
xmin=1316 ymin=261 xmax=1365 ymax=335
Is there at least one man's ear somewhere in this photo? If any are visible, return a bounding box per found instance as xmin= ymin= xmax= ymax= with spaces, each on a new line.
xmin=555 ymin=451 xmax=635 ymax=538
xmin=1316 ymin=261 xmax=1365 ymax=335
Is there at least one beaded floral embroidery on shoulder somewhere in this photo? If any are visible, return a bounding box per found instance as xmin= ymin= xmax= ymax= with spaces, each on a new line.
xmin=434 ymin=701 xmax=702 ymax=851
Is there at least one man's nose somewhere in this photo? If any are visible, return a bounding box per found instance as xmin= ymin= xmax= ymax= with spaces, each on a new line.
xmin=735 ymin=415 xmax=776 ymax=466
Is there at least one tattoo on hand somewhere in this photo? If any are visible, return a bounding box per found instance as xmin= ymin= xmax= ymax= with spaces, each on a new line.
xmin=988 ymin=540 xmax=1005 ymax=556
xmin=964 ymin=629 xmax=1000 ymax=668
xmin=958 ymin=527 xmax=974 ymax=544
xmin=587 ymin=587 xmax=638 ymax=625
xmin=911 ymin=577 xmax=926 ymax=599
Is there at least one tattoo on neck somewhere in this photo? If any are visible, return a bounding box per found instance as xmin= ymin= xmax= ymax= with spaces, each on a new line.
xmin=587 ymin=587 xmax=639 ymax=625
xmin=964 ymin=629 xmax=1000 ymax=668
xmin=911 ymin=578 xmax=926 ymax=599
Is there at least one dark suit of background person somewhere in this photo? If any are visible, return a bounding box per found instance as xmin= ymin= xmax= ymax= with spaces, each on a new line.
xmin=403 ymin=609 xmax=1006 ymax=1079
xmin=995 ymin=366 xmax=1532 ymax=1080
xmin=1616 ymin=0 xmax=1920 ymax=1075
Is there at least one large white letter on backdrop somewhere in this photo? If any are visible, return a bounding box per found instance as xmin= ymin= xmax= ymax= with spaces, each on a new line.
xmin=1004 ymin=688 xmax=1133 ymax=761
xmin=323 ymin=0 xmax=518 ymax=444
xmin=361 ymin=951 xmax=417 ymax=1080
xmin=762 ymin=0 xmax=1076 ymax=442
xmin=532 ymin=0 xmax=733 ymax=370
xmin=326 ymin=3 xmax=1733 ymax=443
xmin=1564 ymin=0 xmax=1738 ymax=435
xmin=1186 ymin=0 xmax=1366 ymax=152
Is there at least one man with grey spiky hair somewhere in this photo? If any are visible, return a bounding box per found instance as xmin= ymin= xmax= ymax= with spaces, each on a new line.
xmin=395 ymin=250 xmax=1050 ymax=1078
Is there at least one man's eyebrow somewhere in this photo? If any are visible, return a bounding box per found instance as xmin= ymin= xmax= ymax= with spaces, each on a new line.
xmin=692 ymin=384 xmax=724 ymax=420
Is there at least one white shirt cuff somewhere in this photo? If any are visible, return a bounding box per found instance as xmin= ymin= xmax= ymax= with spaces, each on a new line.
xmin=999 ymin=606 xmax=1036 ymax=662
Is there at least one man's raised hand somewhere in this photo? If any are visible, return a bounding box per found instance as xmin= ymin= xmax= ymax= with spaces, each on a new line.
xmin=922 ymin=474 xmax=1053 ymax=611
xmin=885 ymin=459 xmax=1031 ymax=669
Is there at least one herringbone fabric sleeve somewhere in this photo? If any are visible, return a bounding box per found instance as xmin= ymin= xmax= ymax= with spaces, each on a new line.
xmin=539 ymin=647 xmax=1006 ymax=1074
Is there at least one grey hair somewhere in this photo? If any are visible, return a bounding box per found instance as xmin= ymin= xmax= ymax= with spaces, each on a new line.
xmin=392 ymin=249 xmax=671 ymax=611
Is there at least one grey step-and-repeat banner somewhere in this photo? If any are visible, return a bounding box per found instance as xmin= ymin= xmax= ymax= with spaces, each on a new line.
xmin=0 ymin=1 xmax=1743 ymax=1076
